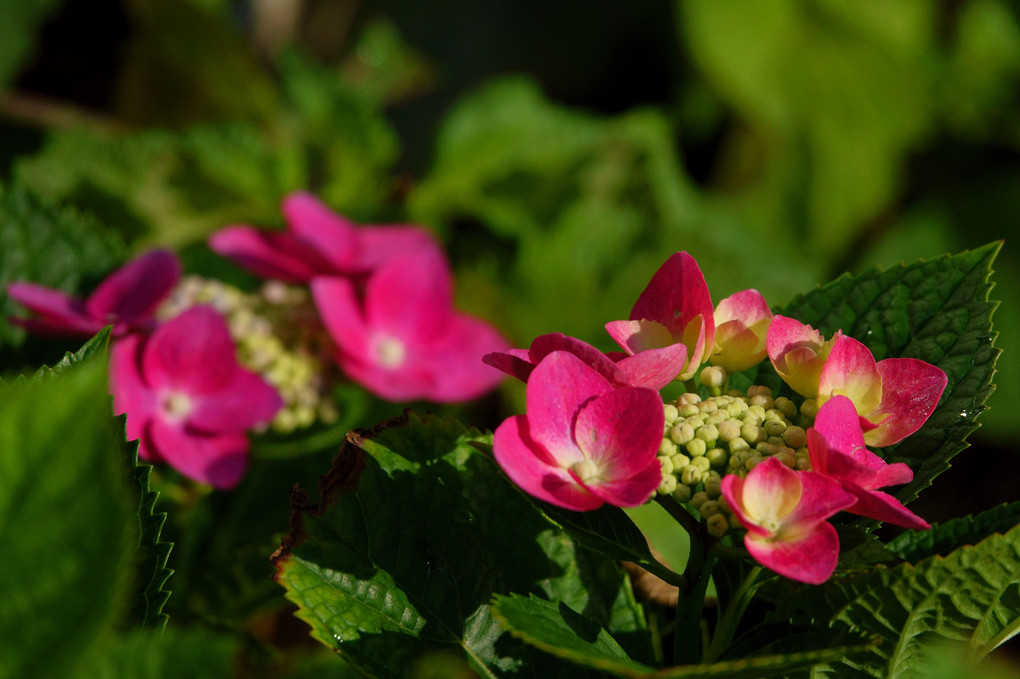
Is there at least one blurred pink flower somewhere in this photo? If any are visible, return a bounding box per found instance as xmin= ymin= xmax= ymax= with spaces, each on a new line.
xmin=709 ymin=289 xmax=773 ymax=373
xmin=492 ymin=351 xmax=665 ymax=511
xmin=209 ymin=192 xmax=438 ymax=283
xmin=817 ymin=335 xmax=947 ymax=447
xmin=483 ymin=332 xmax=687 ymax=390
xmin=807 ymin=395 xmax=930 ymax=529
xmin=605 ymin=251 xmax=714 ymax=382
xmin=7 ymin=249 xmax=180 ymax=338
xmin=766 ymin=316 xmax=839 ymax=398
xmin=110 ymin=305 xmax=283 ymax=489
xmin=722 ymin=457 xmax=856 ymax=584
xmin=311 ymin=248 xmax=509 ymax=402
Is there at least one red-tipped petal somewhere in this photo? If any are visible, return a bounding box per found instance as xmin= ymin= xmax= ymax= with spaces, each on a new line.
xmin=614 ymin=343 xmax=689 ymax=390
xmin=281 ymin=192 xmax=360 ymax=273
xmin=605 ymin=319 xmax=675 ymax=355
xmin=573 ymin=387 xmax=664 ymax=476
xmin=630 ymin=252 xmax=715 ymax=346
xmin=529 ymin=333 xmax=620 ymax=379
xmin=811 ymin=395 xmax=868 ymax=461
xmin=818 ymin=336 xmax=883 ymax=415
xmin=143 ymin=306 xmax=238 ymax=394
xmin=482 ymin=349 xmax=535 ymax=382
xmin=149 ymin=418 xmax=249 ymax=489
xmin=493 ymin=415 xmax=603 ymax=511
xmin=85 ymin=249 xmax=180 ymax=322
xmin=842 ymin=486 xmax=929 ymax=529
xmin=585 ymin=457 xmax=663 ymax=508
xmin=864 ymin=358 xmax=948 ymax=447
xmin=745 ymin=521 xmax=841 ymax=584
xmin=6 ymin=282 xmax=100 ymax=336
xmin=209 ymin=226 xmax=328 ymax=282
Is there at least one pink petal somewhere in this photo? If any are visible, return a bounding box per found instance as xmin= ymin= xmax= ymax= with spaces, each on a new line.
xmin=783 ymin=470 xmax=857 ymax=527
xmin=766 ymin=316 xmax=833 ymax=396
xmin=529 ymin=333 xmax=622 ymax=378
xmin=605 ymin=319 xmax=675 ymax=355
xmin=364 ymin=249 xmax=453 ymax=344
xmin=188 ymin=369 xmax=283 ymax=433
xmin=711 ymin=290 xmax=771 ymax=372
xmin=525 ymin=352 xmax=613 ymax=464
xmin=629 ymin=252 xmax=715 ymax=348
xmin=584 ymin=457 xmax=663 ymax=508
xmin=766 ymin=316 xmax=823 ymax=366
xmin=573 ymin=387 xmax=665 ymax=477
xmin=143 ymin=306 xmax=239 ymax=394
xmin=811 ymin=395 xmax=868 ymax=463
xmin=337 ymin=353 xmax=437 ymax=401
xmin=85 ymin=249 xmax=181 ymax=322
xmin=818 ymin=336 xmax=883 ymax=415
xmin=418 ymin=313 xmax=510 ymax=402
xmin=744 ymin=520 xmax=841 ymax=584
xmin=482 ymin=348 xmax=536 ymax=382
xmin=715 ymin=289 xmax=772 ymax=327
xmin=864 ymin=358 xmax=948 ymax=447
xmin=6 ymin=282 xmax=101 ymax=336
xmin=356 ymin=226 xmax=441 ymax=272
xmin=841 ymin=486 xmax=930 ymax=529
xmin=109 ymin=334 xmax=157 ymax=441
xmin=734 ymin=457 xmax=804 ymax=525
xmin=493 ymin=415 xmax=603 ymax=511
xmin=281 ymin=192 xmax=359 ymax=273
xmin=310 ymin=277 xmax=373 ymax=365
xmin=149 ymin=418 xmax=249 ymax=489
xmin=613 ymin=343 xmax=689 ymax=390
xmin=209 ymin=226 xmax=329 ymax=283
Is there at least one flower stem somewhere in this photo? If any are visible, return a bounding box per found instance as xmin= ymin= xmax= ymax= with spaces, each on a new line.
xmin=704 ymin=565 xmax=762 ymax=662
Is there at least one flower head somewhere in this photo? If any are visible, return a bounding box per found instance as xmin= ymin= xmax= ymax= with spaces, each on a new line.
xmin=806 ymin=395 xmax=929 ymax=529
xmin=483 ymin=332 xmax=687 ymax=391
xmin=209 ymin=192 xmax=439 ymax=283
xmin=7 ymin=249 xmax=180 ymax=337
xmin=605 ymin=252 xmax=715 ymax=382
xmin=722 ymin=457 xmax=856 ymax=584
xmin=493 ymin=351 xmax=665 ymax=511
xmin=710 ymin=289 xmax=773 ymax=373
xmin=765 ymin=316 xmax=839 ymax=398
xmin=311 ymin=248 xmax=509 ymax=402
xmin=110 ymin=305 xmax=283 ymax=489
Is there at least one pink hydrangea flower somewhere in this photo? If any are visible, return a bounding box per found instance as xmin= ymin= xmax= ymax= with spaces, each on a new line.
xmin=483 ymin=332 xmax=688 ymax=391
xmin=722 ymin=457 xmax=856 ymax=584
xmin=709 ymin=289 xmax=773 ymax=373
xmin=209 ymin=192 xmax=439 ymax=283
xmin=492 ymin=351 xmax=665 ymax=511
xmin=605 ymin=251 xmax=714 ymax=382
xmin=311 ymin=248 xmax=509 ymax=402
xmin=766 ymin=316 xmax=840 ymax=398
xmin=806 ymin=395 xmax=930 ymax=529
xmin=817 ymin=334 xmax=947 ymax=448
xmin=7 ymin=249 xmax=180 ymax=338
xmin=110 ymin=305 xmax=283 ymax=489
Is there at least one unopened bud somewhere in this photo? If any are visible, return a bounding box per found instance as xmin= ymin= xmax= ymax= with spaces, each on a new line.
xmin=706 ymin=513 xmax=729 ymax=538
xmin=691 ymin=491 xmax=709 ymax=509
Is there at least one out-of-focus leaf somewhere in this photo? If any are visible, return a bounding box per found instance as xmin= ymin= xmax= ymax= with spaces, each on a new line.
xmin=0 ymin=0 xmax=65 ymax=90
xmin=87 ymin=626 xmax=238 ymax=679
xmin=32 ymin=326 xmax=110 ymax=379
xmin=0 ymin=359 xmax=136 ymax=679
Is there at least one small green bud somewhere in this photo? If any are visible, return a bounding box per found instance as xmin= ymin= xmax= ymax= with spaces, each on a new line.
xmin=764 ymin=419 xmax=787 ymax=437
xmin=659 ymin=438 xmax=678 ymax=457
xmin=795 ymin=457 xmax=812 ymax=471
xmin=706 ymin=513 xmax=729 ymax=538
xmin=670 ymin=422 xmax=695 ymax=445
xmin=717 ymin=420 xmax=741 ymax=443
xmin=700 ymin=500 xmax=720 ymax=517
xmin=741 ymin=423 xmax=765 ymax=445
xmin=745 ymin=454 xmax=764 ymax=470
xmin=663 ymin=403 xmax=679 ymax=423
xmin=701 ymin=365 xmax=727 ymax=390
xmin=679 ymin=403 xmax=700 ymax=417
xmin=730 ymin=512 xmax=744 ymax=529
xmin=672 ymin=485 xmax=693 ymax=503
xmin=800 ymin=398 xmax=819 ymax=420
xmin=749 ymin=394 xmax=774 ymax=410
xmin=686 ymin=438 xmax=707 ymax=458
xmin=696 ymin=424 xmax=719 ymax=445
xmin=681 ymin=465 xmax=703 ymax=486
xmin=773 ymin=450 xmax=795 ymax=468
xmin=671 ymin=453 xmax=691 ymax=470
xmin=679 ymin=392 xmax=702 ymax=405
xmin=691 ymin=491 xmax=709 ymax=509
xmin=703 ymin=477 xmax=722 ymax=497
xmin=748 ymin=404 xmax=767 ymax=420
xmin=659 ymin=456 xmax=675 ymax=476
xmin=692 ymin=456 xmax=711 ymax=472
xmin=755 ymin=442 xmax=778 ymax=455
xmin=706 ymin=447 xmax=728 ymax=468
xmin=782 ymin=426 xmax=807 ymax=448
xmin=728 ymin=437 xmax=750 ymax=454
xmin=774 ymin=396 xmax=797 ymax=418
xmin=657 ymin=474 xmax=678 ymax=495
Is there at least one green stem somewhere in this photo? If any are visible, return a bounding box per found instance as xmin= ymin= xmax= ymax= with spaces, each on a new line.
xmin=654 ymin=494 xmax=701 ymax=540
xmin=704 ymin=566 xmax=762 ymax=663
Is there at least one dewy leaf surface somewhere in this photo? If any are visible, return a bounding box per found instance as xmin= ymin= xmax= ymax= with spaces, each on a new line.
xmin=779 ymin=523 xmax=1020 ymax=678
xmin=273 ymin=412 xmax=649 ymax=678
xmin=0 ymin=359 xmax=137 ymax=679
xmin=754 ymin=243 xmax=1000 ymax=503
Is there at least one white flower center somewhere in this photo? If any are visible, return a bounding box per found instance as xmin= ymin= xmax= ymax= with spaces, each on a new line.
xmin=571 ymin=459 xmax=601 ymax=484
xmin=375 ymin=336 xmax=407 ymax=369
xmin=161 ymin=391 xmax=194 ymax=421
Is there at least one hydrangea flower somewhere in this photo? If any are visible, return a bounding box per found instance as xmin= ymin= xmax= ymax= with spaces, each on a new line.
xmin=493 ymin=351 xmax=665 ymax=511
xmin=605 ymin=251 xmax=714 ymax=382
xmin=807 ymin=395 xmax=930 ymax=529
xmin=110 ymin=305 xmax=283 ymax=489
xmin=765 ymin=315 xmax=839 ymax=398
xmin=311 ymin=248 xmax=509 ymax=402
xmin=483 ymin=332 xmax=688 ymax=390
xmin=709 ymin=289 xmax=773 ymax=373
xmin=7 ymin=249 xmax=180 ymax=337
xmin=209 ymin=192 xmax=439 ymax=283
xmin=817 ymin=335 xmax=947 ymax=447
xmin=721 ymin=457 xmax=856 ymax=584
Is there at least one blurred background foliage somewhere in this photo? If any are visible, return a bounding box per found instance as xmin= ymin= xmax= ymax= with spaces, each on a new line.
xmin=1 ymin=0 xmax=1018 ymax=673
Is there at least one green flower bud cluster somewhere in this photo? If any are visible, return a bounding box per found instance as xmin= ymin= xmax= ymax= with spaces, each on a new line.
xmin=159 ymin=277 xmax=340 ymax=434
xmin=654 ymin=386 xmax=812 ymax=538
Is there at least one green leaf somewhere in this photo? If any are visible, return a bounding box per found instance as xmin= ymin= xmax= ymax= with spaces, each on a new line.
xmin=0 ymin=182 xmax=127 ymax=357
xmin=0 ymin=358 xmax=137 ymax=679
xmin=273 ymin=413 xmax=647 ymax=677
xmin=86 ymin=626 xmax=238 ymax=679
xmin=755 ymin=243 xmax=1001 ymax=504
xmin=494 ymin=593 xmax=877 ymax=679
xmin=32 ymin=326 xmax=112 ymax=379
xmin=888 ymin=502 xmax=1020 ymax=563
xmin=779 ymin=522 xmax=1020 ymax=677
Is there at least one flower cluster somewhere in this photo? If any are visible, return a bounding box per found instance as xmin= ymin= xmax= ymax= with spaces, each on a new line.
xmin=489 ymin=251 xmax=946 ymax=584
xmin=7 ymin=193 xmax=509 ymax=487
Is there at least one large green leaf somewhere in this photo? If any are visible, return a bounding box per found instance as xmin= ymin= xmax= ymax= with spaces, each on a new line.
xmin=779 ymin=523 xmax=1020 ymax=677
xmin=888 ymin=502 xmax=1020 ymax=563
xmin=0 ymin=358 xmax=137 ymax=679
xmin=88 ymin=626 xmax=238 ymax=679
xmin=273 ymin=412 xmax=649 ymax=677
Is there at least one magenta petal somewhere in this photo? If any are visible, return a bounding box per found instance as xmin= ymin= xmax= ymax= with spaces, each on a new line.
xmin=585 ymin=457 xmax=663 ymax=507
xmin=109 ymin=334 xmax=157 ymax=441
xmin=842 ymin=486 xmax=930 ymax=529
xmin=209 ymin=226 xmax=327 ymax=283
xmin=745 ymin=521 xmax=841 ymax=584
xmin=529 ymin=333 xmax=621 ymax=380
xmin=818 ymin=336 xmax=883 ymax=415
xmin=812 ymin=395 xmax=868 ymax=460
xmin=482 ymin=349 xmax=536 ymax=382
xmin=85 ymin=249 xmax=181 ymax=321
xmin=493 ymin=415 xmax=603 ymax=511
xmin=574 ymin=387 xmax=664 ymax=477
xmin=310 ymin=277 xmax=373 ymax=365
xmin=281 ymin=192 xmax=359 ymax=273
xmin=149 ymin=418 xmax=249 ymax=489
xmin=188 ymin=369 xmax=283 ymax=433
xmin=419 ymin=313 xmax=509 ymax=402
xmin=339 ymin=356 xmax=436 ymax=401
xmin=526 ymin=352 xmax=613 ymax=461
xmin=766 ymin=316 xmax=820 ymax=366
xmin=784 ymin=470 xmax=857 ymax=526
xmin=865 ymin=358 xmax=948 ymax=447
xmin=357 ymin=226 xmax=441 ymax=272
xmin=6 ymin=282 xmax=100 ymax=335
xmin=364 ymin=249 xmax=453 ymax=343
xmin=630 ymin=252 xmax=714 ymax=343
xmin=605 ymin=319 xmax=675 ymax=355
xmin=614 ymin=343 xmax=689 ymax=390
xmin=143 ymin=306 xmax=238 ymax=393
